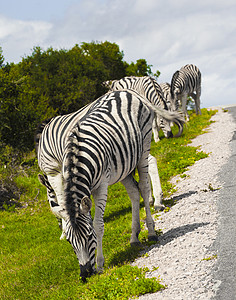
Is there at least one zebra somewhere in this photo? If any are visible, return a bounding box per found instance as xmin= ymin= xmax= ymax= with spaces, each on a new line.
xmin=36 ymin=90 xmax=184 ymax=281
xmin=159 ymin=82 xmax=175 ymax=112
xmin=170 ymin=64 xmax=202 ymax=121
xmin=35 ymin=107 xmax=165 ymax=231
xmin=106 ymin=76 xmax=183 ymax=142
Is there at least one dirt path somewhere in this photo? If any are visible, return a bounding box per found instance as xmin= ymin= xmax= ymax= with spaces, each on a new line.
xmin=132 ymin=108 xmax=236 ymax=300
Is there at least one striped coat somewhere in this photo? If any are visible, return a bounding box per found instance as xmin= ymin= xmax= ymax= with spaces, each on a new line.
xmin=36 ymin=90 xmax=184 ymax=280
xmin=107 ymin=76 xmax=178 ymax=142
xmin=170 ymin=64 xmax=201 ymax=121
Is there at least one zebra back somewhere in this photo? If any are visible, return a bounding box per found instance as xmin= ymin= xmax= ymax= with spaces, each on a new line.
xmin=36 ymin=102 xmax=95 ymax=173
xmin=181 ymin=64 xmax=201 ymax=93
xmin=109 ymin=76 xmax=168 ymax=110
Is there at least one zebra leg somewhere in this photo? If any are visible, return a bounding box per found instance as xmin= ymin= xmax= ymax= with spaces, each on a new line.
xmin=148 ymin=176 xmax=154 ymax=206
xmin=195 ymin=87 xmax=202 ymax=115
xmin=152 ymin=117 xmax=160 ymax=142
xmin=137 ymin=155 xmax=158 ymax=242
xmin=121 ymin=175 xmax=141 ymax=246
xmin=38 ymin=174 xmax=63 ymax=231
xmin=92 ymin=183 xmax=109 ymax=273
xmin=148 ymin=154 xmax=164 ymax=211
xmin=177 ymin=94 xmax=181 ymax=111
xmin=189 ymin=92 xmax=201 ymax=115
xmin=47 ymin=173 xmax=67 ymax=240
xmin=181 ymin=93 xmax=189 ymax=121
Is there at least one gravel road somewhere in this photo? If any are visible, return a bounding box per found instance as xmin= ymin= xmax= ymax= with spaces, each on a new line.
xmin=132 ymin=108 xmax=236 ymax=300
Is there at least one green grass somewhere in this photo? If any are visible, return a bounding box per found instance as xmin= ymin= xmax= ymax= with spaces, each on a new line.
xmin=0 ymin=108 xmax=216 ymax=299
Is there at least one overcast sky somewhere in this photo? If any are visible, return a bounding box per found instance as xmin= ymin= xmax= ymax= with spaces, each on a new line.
xmin=0 ymin=0 xmax=235 ymax=108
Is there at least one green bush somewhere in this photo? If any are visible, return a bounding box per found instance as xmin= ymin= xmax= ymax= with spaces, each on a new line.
xmin=0 ymin=43 xmax=156 ymax=152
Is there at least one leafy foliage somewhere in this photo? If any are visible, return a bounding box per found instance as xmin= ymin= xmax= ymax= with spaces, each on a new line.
xmin=0 ymin=42 xmax=157 ymax=152
xmin=125 ymin=58 xmax=153 ymax=77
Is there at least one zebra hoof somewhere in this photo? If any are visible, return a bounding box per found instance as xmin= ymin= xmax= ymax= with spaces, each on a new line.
xmin=149 ymin=197 xmax=154 ymax=206
xmin=166 ymin=131 xmax=173 ymax=138
xmin=148 ymin=235 xmax=158 ymax=242
xmin=154 ymin=204 xmax=165 ymax=211
xmin=97 ymin=267 xmax=104 ymax=274
xmin=130 ymin=241 xmax=142 ymax=247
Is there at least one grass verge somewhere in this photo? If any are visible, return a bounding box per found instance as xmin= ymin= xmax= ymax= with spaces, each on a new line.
xmin=0 ymin=108 xmax=216 ymax=299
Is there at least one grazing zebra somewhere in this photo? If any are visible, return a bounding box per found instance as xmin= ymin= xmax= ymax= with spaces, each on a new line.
xmin=107 ymin=76 xmax=182 ymax=142
xmin=36 ymin=90 xmax=184 ymax=281
xmin=170 ymin=64 xmax=202 ymax=121
xmin=160 ymin=82 xmax=175 ymax=112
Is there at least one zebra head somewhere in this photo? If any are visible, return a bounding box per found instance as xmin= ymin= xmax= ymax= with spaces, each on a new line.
xmin=51 ymin=196 xmax=97 ymax=281
xmin=156 ymin=116 xmax=173 ymax=139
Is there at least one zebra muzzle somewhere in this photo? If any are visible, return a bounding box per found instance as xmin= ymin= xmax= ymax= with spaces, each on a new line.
xmin=166 ymin=131 xmax=173 ymax=138
xmin=80 ymin=262 xmax=95 ymax=282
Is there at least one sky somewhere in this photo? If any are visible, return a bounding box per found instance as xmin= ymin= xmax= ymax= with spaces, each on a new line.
xmin=0 ymin=0 xmax=235 ymax=108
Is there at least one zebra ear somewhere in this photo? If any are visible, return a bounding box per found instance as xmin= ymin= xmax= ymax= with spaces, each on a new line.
xmin=50 ymin=202 xmax=68 ymax=220
xmin=80 ymin=196 xmax=92 ymax=214
xmin=38 ymin=173 xmax=48 ymax=187
xmin=102 ymin=80 xmax=112 ymax=88
xmin=38 ymin=173 xmax=53 ymax=191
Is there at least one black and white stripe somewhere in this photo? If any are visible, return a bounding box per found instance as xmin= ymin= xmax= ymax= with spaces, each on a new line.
xmin=170 ymin=64 xmax=201 ymax=121
xmin=108 ymin=76 xmax=177 ymax=142
xmin=36 ymin=90 xmax=184 ymax=280
xmin=159 ymin=82 xmax=174 ymax=111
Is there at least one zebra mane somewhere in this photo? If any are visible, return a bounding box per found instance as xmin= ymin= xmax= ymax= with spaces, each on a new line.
xmin=148 ymin=76 xmax=168 ymax=110
xmin=170 ymin=70 xmax=180 ymax=98
xmin=64 ymin=123 xmax=83 ymax=227
xmin=34 ymin=117 xmax=53 ymax=153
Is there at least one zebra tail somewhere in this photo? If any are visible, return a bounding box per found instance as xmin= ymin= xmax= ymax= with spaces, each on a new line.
xmin=125 ymin=89 xmax=185 ymax=138
xmin=145 ymin=101 xmax=185 ymax=138
xmin=173 ymin=115 xmax=185 ymax=138
xmin=157 ymin=107 xmax=185 ymax=138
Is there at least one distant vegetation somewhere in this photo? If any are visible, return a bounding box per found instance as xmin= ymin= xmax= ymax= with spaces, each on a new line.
xmin=0 ymin=41 xmax=160 ymax=209
xmin=0 ymin=42 xmax=159 ymax=152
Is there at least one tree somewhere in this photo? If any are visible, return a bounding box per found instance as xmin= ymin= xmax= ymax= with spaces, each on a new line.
xmin=0 ymin=62 xmax=55 ymax=151
xmin=0 ymin=41 xmax=159 ymax=152
xmin=125 ymin=59 xmax=152 ymax=77
xmin=0 ymin=47 xmax=4 ymax=67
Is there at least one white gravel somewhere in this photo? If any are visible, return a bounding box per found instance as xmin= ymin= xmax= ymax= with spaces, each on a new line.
xmin=132 ymin=108 xmax=236 ymax=300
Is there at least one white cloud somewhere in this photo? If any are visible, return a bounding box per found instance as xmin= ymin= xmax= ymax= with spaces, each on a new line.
xmin=0 ymin=15 xmax=52 ymax=60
